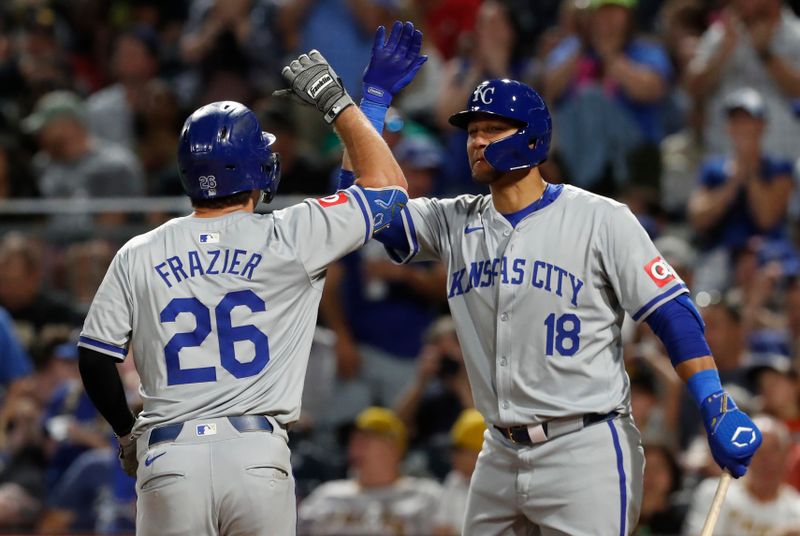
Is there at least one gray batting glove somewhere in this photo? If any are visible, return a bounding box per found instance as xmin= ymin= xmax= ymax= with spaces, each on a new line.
xmin=273 ymin=50 xmax=354 ymax=124
xmin=117 ymin=433 xmax=138 ymax=477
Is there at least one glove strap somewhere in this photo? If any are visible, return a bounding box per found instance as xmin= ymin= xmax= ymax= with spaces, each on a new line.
xmin=323 ymin=94 xmax=355 ymax=124
xmin=699 ymin=390 xmax=738 ymax=428
xmin=362 ymin=84 xmax=393 ymax=107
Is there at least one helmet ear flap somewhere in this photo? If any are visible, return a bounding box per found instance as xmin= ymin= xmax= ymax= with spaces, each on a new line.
xmin=261 ymin=152 xmax=281 ymax=204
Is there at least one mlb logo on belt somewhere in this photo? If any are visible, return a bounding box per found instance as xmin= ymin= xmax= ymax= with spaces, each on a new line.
xmin=196 ymin=423 xmax=217 ymax=436
xmin=644 ymin=256 xmax=677 ymax=288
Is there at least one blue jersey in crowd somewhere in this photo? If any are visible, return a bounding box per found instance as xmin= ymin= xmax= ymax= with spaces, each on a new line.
xmin=698 ymin=155 xmax=794 ymax=250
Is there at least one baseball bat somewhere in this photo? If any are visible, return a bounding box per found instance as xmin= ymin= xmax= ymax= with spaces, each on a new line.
xmin=699 ymin=471 xmax=732 ymax=536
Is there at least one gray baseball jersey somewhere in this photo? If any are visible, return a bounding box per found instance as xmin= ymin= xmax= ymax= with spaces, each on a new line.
xmin=387 ymin=183 xmax=687 ymax=426
xmin=78 ymin=185 xmax=399 ymax=436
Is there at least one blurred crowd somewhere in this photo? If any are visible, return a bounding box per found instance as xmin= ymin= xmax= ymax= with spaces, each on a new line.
xmin=0 ymin=0 xmax=800 ymax=534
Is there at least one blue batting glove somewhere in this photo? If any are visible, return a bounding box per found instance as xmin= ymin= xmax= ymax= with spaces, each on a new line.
xmin=362 ymin=21 xmax=428 ymax=106
xmin=700 ymin=391 xmax=762 ymax=478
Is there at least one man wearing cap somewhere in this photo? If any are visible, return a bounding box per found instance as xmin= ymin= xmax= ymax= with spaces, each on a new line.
xmin=22 ymin=90 xmax=145 ymax=226
xmin=433 ymin=409 xmax=487 ymax=536
xmin=688 ymin=87 xmax=794 ymax=291
xmin=543 ymin=0 xmax=672 ymax=194
xmin=687 ymin=0 xmax=800 ymax=161
xmin=684 ymin=415 xmax=800 ymax=535
xmin=297 ymin=407 xmax=442 ymax=535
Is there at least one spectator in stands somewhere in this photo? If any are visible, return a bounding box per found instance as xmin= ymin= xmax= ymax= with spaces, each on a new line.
xmin=688 ymin=88 xmax=794 ymax=292
xmin=683 ymin=415 xmax=800 ymax=535
xmin=279 ymin=0 xmax=399 ymax=99
xmin=0 ymin=394 xmax=47 ymax=532
xmin=657 ymin=0 xmax=710 ymax=215
xmin=0 ymin=233 xmax=78 ymax=344
xmin=21 ymin=90 xmax=145 ymax=227
xmin=686 ymin=0 xmax=800 ymax=162
xmin=181 ymin=0 xmax=285 ymax=104
xmin=787 ymin=276 xmax=800 ymax=354
xmin=37 ymin=446 xmax=114 ymax=534
xmin=136 ymin=79 xmax=183 ymax=198
xmin=432 ymin=408 xmax=486 ymax=536
xmin=15 ymin=6 xmax=72 ymax=107
xmin=747 ymin=352 xmax=800 ymax=435
xmin=63 ymin=240 xmax=118 ymax=315
xmin=41 ymin=342 xmax=108 ymax=489
xmin=435 ymin=0 xmax=531 ymax=194
xmin=256 ymin=103 xmax=334 ymax=196
xmin=394 ymin=317 xmax=473 ymax=456
xmin=543 ymin=0 xmax=672 ymax=195
xmin=297 ymin=407 xmax=442 ymax=536
xmin=412 ymin=0 xmax=481 ymax=61
xmin=0 ymin=307 xmax=33 ymax=397
xmin=319 ymin=138 xmax=447 ymax=426
xmin=636 ymin=443 xmax=687 ymax=536
xmin=0 ymin=136 xmax=36 ymax=201
xmin=86 ymin=26 xmax=160 ymax=150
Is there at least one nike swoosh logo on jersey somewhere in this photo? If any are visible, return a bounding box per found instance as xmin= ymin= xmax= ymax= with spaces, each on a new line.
xmin=464 ymin=225 xmax=485 ymax=234
xmin=144 ymin=452 xmax=166 ymax=467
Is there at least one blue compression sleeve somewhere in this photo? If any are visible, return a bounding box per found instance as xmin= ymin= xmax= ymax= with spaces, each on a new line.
xmin=686 ymin=368 xmax=723 ymax=407
xmin=337 ymin=169 xmax=356 ymax=190
xmin=645 ymin=294 xmax=711 ymax=367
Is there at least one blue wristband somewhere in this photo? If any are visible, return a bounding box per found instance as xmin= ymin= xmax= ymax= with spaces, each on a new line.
xmin=337 ymin=169 xmax=356 ymax=190
xmin=686 ymin=368 xmax=723 ymax=407
xmin=360 ymin=98 xmax=389 ymax=134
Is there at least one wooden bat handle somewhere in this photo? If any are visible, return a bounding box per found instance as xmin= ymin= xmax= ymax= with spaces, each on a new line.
xmin=700 ymin=471 xmax=733 ymax=536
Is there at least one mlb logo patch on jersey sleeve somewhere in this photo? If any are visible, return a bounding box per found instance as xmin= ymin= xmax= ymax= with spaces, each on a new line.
xmin=644 ymin=256 xmax=677 ymax=287
xmin=317 ymin=192 xmax=348 ymax=208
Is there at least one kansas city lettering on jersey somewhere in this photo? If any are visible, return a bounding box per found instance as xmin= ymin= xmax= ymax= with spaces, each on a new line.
xmin=448 ymin=257 xmax=584 ymax=306
xmin=153 ymin=248 xmax=263 ymax=288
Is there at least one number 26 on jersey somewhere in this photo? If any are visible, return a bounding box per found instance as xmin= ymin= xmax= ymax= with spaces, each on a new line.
xmin=160 ymin=290 xmax=270 ymax=385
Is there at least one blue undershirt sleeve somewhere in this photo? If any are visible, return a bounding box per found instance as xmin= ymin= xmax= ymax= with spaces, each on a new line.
xmin=645 ymin=293 xmax=711 ymax=367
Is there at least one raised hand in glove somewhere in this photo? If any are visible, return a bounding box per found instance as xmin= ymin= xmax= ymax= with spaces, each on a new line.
xmin=117 ymin=432 xmax=138 ymax=477
xmin=362 ymin=20 xmax=427 ymax=106
xmin=273 ymin=50 xmax=354 ymax=124
xmin=701 ymin=391 xmax=761 ymax=477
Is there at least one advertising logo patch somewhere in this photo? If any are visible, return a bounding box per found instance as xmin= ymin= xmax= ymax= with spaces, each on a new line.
xmin=317 ymin=192 xmax=348 ymax=208
xmin=644 ymin=256 xmax=677 ymax=288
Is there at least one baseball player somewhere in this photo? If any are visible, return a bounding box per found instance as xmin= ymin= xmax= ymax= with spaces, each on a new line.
xmin=363 ymin=78 xmax=763 ymax=535
xmin=76 ymin=31 xmax=418 ymax=535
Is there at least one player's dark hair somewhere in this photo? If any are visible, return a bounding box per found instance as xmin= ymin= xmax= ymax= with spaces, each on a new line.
xmin=190 ymin=190 xmax=254 ymax=209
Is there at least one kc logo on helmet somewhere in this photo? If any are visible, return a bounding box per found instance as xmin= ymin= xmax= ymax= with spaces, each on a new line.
xmin=472 ymin=82 xmax=495 ymax=104
xmin=644 ymin=256 xmax=677 ymax=288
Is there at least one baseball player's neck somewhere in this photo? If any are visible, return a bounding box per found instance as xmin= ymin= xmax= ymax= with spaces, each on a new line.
xmin=489 ymin=167 xmax=547 ymax=214
xmin=191 ymin=193 xmax=259 ymax=218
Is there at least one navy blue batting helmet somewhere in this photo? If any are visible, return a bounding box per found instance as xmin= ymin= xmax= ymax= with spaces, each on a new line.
xmin=178 ymin=101 xmax=281 ymax=202
xmin=449 ymin=79 xmax=552 ymax=172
